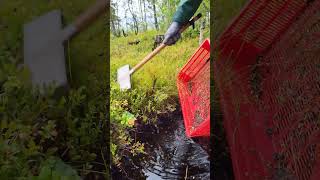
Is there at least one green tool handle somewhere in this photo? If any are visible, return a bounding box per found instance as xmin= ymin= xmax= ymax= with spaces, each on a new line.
xmin=129 ymin=13 xmax=202 ymax=75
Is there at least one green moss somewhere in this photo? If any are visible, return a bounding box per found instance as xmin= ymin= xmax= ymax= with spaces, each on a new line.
xmin=0 ymin=1 xmax=108 ymax=179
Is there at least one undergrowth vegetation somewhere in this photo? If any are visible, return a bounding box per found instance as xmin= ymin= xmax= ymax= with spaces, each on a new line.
xmin=0 ymin=0 xmax=107 ymax=179
xmin=0 ymin=48 xmax=108 ymax=179
xmin=110 ymin=28 xmax=209 ymax=172
xmin=1 ymin=0 xmax=210 ymax=178
xmin=110 ymin=30 xmax=203 ymax=92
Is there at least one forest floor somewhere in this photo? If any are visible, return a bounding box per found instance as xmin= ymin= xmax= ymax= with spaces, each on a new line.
xmin=110 ymin=28 xmax=210 ymax=178
xmin=0 ymin=1 xmax=108 ymax=179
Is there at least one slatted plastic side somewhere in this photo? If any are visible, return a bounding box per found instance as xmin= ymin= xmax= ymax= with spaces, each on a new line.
xmin=177 ymin=39 xmax=210 ymax=137
xmin=214 ymin=0 xmax=319 ymax=179
xmin=258 ymin=2 xmax=320 ymax=179
xmin=219 ymin=0 xmax=306 ymax=51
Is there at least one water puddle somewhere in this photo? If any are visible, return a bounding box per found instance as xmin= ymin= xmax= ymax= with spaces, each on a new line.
xmin=111 ymin=113 xmax=210 ymax=179
xmin=135 ymin=114 xmax=210 ymax=180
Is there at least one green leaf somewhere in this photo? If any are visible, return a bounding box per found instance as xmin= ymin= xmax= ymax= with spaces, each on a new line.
xmin=111 ymin=143 xmax=117 ymax=156
xmin=120 ymin=111 xmax=136 ymax=127
xmin=36 ymin=157 xmax=80 ymax=180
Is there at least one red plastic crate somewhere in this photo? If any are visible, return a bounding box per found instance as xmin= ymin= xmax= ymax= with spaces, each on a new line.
xmin=177 ymin=39 xmax=210 ymax=137
xmin=214 ymin=0 xmax=320 ymax=179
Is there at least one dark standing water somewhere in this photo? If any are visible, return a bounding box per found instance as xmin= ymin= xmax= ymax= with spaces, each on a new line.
xmin=114 ymin=114 xmax=210 ymax=180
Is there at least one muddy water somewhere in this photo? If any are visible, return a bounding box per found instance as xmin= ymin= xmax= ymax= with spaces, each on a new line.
xmin=132 ymin=114 xmax=210 ymax=180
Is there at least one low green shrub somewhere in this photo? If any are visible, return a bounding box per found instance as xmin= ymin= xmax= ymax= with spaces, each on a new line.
xmin=110 ymin=27 xmax=210 ymax=171
xmin=0 ymin=49 xmax=108 ymax=179
xmin=110 ymin=81 xmax=177 ymax=167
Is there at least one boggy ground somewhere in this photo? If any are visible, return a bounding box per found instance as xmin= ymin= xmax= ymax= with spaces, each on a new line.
xmin=112 ymin=110 xmax=210 ymax=180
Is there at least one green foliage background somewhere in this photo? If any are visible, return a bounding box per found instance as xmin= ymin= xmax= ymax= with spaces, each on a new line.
xmin=0 ymin=0 xmax=108 ymax=179
xmin=110 ymin=19 xmax=210 ymax=177
xmin=0 ymin=0 xmax=211 ymax=178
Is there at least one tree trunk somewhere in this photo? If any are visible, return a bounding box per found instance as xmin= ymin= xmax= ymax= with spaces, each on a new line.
xmin=117 ymin=19 xmax=122 ymax=37
xmin=199 ymin=20 xmax=205 ymax=45
xmin=202 ymin=3 xmax=210 ymax=29
xmin=110 ymin=19 xmax=116 ymax=36
xmin=138 ymin=0 xmax=143 ymax=31
xmin=128 ymin=0 xmax=139 ymax=35
xmin=143 ymin=0 xmax=147 ymax=31
xmin=124 ymin=10 xmax=129 ymax=32
xmin=152 ymin=0 xmax=159 ymax=30
xmin=122 ymin=29 xmax=128 ymax=37
xmin=111 ymin=2 xmax=121 ymax=37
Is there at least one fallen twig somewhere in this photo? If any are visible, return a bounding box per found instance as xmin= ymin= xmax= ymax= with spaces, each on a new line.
xmin=184 ymin=165 xmax=189 ymax=180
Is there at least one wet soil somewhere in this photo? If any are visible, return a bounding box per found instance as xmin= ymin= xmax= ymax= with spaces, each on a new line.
xmin=212 ymin=88 xmax=235 ymax=180
xmin=112 ymin=113 xmax=210 ymax=180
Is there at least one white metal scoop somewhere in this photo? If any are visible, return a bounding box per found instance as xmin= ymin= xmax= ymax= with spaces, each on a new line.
xmin=116 ymin=13 xmax=202 ymax=91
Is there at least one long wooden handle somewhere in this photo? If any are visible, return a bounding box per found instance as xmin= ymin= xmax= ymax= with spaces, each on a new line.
xmin=74 ymin=0 xmax=107 ymax=32
xmin=129 ymin=43 xmax=166 ymax=74
xmin=63 ymin=0 xmax=108 ymax=41
xmin=130 ymin=13 xmax=202 ymax=75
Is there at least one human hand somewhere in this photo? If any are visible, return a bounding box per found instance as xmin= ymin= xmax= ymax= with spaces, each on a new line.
xmin=163 ymin=22 xmax=182 ymax=45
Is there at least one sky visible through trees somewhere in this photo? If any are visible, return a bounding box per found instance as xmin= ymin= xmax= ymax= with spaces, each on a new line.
xmin=111 ymin=0 xmax=210 ymax=36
